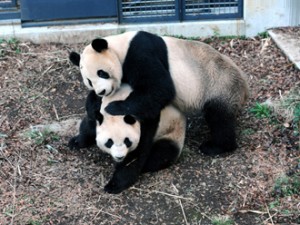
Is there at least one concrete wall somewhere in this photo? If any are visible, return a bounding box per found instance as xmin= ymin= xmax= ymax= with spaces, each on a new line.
xmin=244 ymin=0 xmax=300 ymax=37
xmin=0 ymin=0 xmax=299 ymax=43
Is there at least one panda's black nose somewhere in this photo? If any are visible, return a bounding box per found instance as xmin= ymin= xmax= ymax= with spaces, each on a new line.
xmin=98 ymin=90 xmax=106 ymax=96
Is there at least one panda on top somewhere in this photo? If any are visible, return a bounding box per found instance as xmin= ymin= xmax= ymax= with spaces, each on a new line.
xmin=69 ymin=84 xmax=186 ymax=194
xmin=70 ymin=31 xmax=249 ymax=156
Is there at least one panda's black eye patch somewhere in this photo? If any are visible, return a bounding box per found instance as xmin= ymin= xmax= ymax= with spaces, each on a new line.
xmin=124 ymin=138 xmax=132 ymax=148
xmin=105 ymin=138 xmax=113 ymax=148
xmin=124 ymin=115 xmax=136 ymax=125
xmin=87 ymin=79 xmax=93 ymax=87
xmin=97 ymin=70 xmax=109 ymax=79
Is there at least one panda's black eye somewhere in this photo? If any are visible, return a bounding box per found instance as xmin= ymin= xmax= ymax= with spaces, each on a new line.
xmin=124 ymin=138 xmax=132 ymax=148
xmin=97 ymin=70 xmax=109 ymax=79
xmin=124 ymin=115 xmax=136 ymax=125
xmin=105 ymin=138 xmax=113 ymax=148
xmin=87 ymin=78 xmax=93 ymax=87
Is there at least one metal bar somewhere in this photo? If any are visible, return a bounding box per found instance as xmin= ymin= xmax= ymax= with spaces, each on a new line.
xmin=183 ymin=0 xmax=243 ymax=21
xmin=0 ymin=0 xmax=17 ymax=8
xmin=21 ymin=17 xmax=117 ymax=28
xmin=0 ymin=0 xmax=19 ymax=20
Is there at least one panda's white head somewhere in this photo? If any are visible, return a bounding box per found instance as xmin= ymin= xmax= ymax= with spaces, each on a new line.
xmin=95 ymin=114 xmax=140 ymax=162
xmin=69 ymin=39 xmax=122 ymax=97
xmin=95 ymin=84 xmax=140 ymax=162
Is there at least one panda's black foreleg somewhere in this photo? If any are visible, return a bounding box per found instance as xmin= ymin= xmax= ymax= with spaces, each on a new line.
xmin=104 ymin=117 xmax=159 ymax=194
xmin=68 ymin=91 xmax=101 ymax=151
xmin=142 ymin=139 xmax=180 ymax=173
xmin=68 ymin=117 xmax=96 ymax=150
xmin=105 ymin=76 xmax=175 ymax=120
xmin=200 ymin=99 xmax=237 ymax=156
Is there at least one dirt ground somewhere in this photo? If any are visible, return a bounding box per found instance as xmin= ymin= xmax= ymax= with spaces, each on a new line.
xmin=0 ymin=28 xmax=299 ymax=225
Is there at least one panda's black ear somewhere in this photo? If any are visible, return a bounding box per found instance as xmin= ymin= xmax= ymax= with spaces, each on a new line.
xmin=124 ymin=115 xmax=136 ymax=125
xmin=91 ymin=39 xmax=108 ymax=53
xmin=69 ymin=52 xmax=80 ymax=66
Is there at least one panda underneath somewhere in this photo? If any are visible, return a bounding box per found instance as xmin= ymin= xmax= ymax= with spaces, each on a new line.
xmin=69 ymin=31 xmax=249 ymax=156
xmin=69 ymin=84 xmax=186 ymax=194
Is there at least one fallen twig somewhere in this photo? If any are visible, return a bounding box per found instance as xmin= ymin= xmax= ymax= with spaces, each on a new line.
xmin=130 ymin=187 xmax=194 ymax=201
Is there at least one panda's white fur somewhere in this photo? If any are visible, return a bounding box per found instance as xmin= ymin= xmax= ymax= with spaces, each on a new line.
xmin=96 ymin=84 xmax=186 ymax=163
xmin=78 ymin=32 xmax=136 ymax=96
xmin=95 ymin=84 xmax=140 ymax=161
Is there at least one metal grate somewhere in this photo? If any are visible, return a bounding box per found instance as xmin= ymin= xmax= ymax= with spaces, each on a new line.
xmin=0 ymin=0 xmax=19 ymax=20
xmin=119 ymin=0 xmax=243 ymax=23
xmin=183 ymin=0 xmax=242 ymax=20
xmin=119 ymin=0 xmax=180 ymax=23
xmin=0 ymin=0 xmax=17 ymax=8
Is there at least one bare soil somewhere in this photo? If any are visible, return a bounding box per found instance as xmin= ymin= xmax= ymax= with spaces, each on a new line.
xmin=0 ymin=29 xmax=299 ymax=225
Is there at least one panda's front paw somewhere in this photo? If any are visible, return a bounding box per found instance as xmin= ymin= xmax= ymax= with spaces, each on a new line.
xmin=104 ymin=166 xmax=139 ymax=194
xmin=200 ymin=141 xmax=236 ymax=156
xmin=68 ymin=136 xmax=80 ymax=151
xmin=105 ymin=101 xmax=130 ymax=116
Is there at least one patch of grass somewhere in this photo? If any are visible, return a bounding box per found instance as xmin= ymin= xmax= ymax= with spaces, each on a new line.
xmin=258 ymin=31 xmax=269 ymax=38
xmin=273 ymin=173 xmax=300 ymax=197
xmin=292 ymin=102 xmax=300 ymax=135
xmin=168 ymin=34 xmax=199 ymax=41
xmin=250 ymin=102 xmax=271 ymax=118
xmin=169 ymin=34 xmax=246 ymax=42
xmin=26 ymin=127 xmax=59 ymax=146
xmin=241 ymin=128 xmax=255 ymax=136
xmin=269 ymin=199 xmax=280 ymax=210
xmin=26 ymin=220 xmax=42 ymax=225
xmin=203 ymin=35 xmax=246 ymax=44
xmin=4 ymin=205 xmax=15 ymax=217
xmin=211 ymin=215 xmax=234 ymax=225
xmin=7 ymin=38 xmax=21 ymax=53
xmin=271 ymin=87 xmax=300 ymax=134
xmin=0 ymin=38 xmax=21 ymax=56
xmin=219 ymin=35 xmax=246 ymax=40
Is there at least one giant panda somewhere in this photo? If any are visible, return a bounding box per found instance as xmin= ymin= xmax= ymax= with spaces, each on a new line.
xmin=69 ymin=31 xmax=249 ymax=156
xmin=69 ymin=84 xmax=186 ymax=194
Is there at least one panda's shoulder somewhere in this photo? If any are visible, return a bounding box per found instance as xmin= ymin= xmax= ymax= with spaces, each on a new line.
xmin=124 ymin=31 xmax=168 ymax=64
xmin=130 ymin=31 xmax=165 ymax=47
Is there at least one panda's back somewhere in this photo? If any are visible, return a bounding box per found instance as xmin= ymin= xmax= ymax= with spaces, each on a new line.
xmin=162 ymin=36 xmax=248 ymax=112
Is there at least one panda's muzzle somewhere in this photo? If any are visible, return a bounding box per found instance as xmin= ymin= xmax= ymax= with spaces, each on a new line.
xmin=98 ymin=90 xmax=106 ymax=96
xmin=106 ymin=88 xmax=114 ymax=96
xmin=114 ymin=156 xmax=125 ymax=162
xmin=97 ymin=88 xmax=114 ymax=97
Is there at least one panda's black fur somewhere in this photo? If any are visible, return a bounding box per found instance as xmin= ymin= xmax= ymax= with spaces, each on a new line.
xmin=69 ymin=89 xmax=184 ymax=194
xmin=117 ymin=31 xmax=175 ymax=119
xmin=69 ymin=31 xmax=249 ymax=156
xmin=68 ymin=91 xmax=101 ymax=149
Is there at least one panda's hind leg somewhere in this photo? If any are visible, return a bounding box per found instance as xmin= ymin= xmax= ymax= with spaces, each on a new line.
xmin=200 ymin=98 xmax=238 ymax=156
xmin=142 ymin=139 xmax=180 ymax=173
